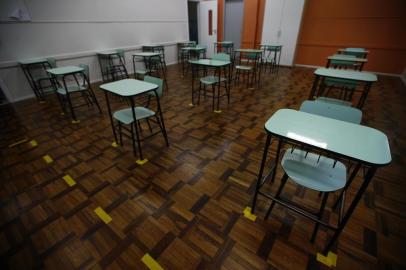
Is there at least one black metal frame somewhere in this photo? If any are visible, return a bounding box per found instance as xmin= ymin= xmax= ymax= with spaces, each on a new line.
xmin=142 ymin=45 xmax=167 ymax=71
xmin=97 ymin=52 xmax=129 ymax=82
xmin=20 ymin=60 xmax=56 ymax=101
xmin=190 ymin=61 xmax=231 ymax=112
xmin=251 ymin=129 xmax=385 ymax=254
xmin=309 ymin=74 xmax=373 ymax=109
xmin=132 ymin=54 xmax=168 ymax=91
xmin=234 ymin=50 xmax=263 ymax=88
xmin=260 ymin=45 xmax=282 ymax=73
xmin=50 ymin=70 xmax=102 ymax=122
xmin=103 ymin=87 xmax=169 ymax=161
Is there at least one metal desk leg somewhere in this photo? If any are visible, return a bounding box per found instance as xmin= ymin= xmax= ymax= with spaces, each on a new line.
xmin=323 ymin=166 xmax=377 ymax=254
xmin=309 ymin=75 xmax=321 ymax=100
xmin=130 ymin=97 xmax=144 ymax=161
xmin=62 ymin=76 xmax=77 ymax=122
xmin=251 ymin=134 xmax=272 ymax=213
xmin=357 ymin=82 xmax=372 ymax=109
xmin=104 ymin=92 xmax=118 ymax=145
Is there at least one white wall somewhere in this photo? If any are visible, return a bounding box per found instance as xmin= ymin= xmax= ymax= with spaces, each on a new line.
xmin=0 ymin=0 xmax=189 ymax=102
xmin=261 ymin=0 xmax=304 ymax=66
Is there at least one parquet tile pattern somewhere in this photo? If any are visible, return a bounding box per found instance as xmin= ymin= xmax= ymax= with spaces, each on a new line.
xmin=0 ymin=65 xmax=405 ymax=270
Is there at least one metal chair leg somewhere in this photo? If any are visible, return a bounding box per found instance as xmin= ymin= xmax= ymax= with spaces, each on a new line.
xmin=265 ymin=173 xmax=288 ymax=219
xmin=310 ymin=192 xmax=330 ymax=243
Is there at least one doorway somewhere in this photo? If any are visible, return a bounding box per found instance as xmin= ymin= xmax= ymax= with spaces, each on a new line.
xmin=188 ymin=1 xmax=198 ymax=43
xmin=224 ymin=0 xmax=244 ymax=49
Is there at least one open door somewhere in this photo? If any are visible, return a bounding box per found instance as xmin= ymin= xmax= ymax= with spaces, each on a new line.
xmin=198 ymin=0 xmax=217 ymax=58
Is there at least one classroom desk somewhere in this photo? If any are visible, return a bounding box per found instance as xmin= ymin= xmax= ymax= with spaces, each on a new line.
xmin=233 ymin=49 xmax=264 ymax=88
xmin=97 ymin=51 xmax=128 ymax=82
xmin=47 ymin=66 xmax=101 ymax=123
xmin=177 ymin=41 xmax=197 ymax=65
xmin=132 ymin=52 xmax=168 ymax=90
xmin=214 ymin=41 xmax=234 ymax=54
xmin=142 ymin=45 xmax=167 ymax=70
xmin=20 ymin=58 xmax=55 ymax=101
xmin=180 ymin=46 xmax=207 ymax=76
xmin=189 ymin=59 xmax=231 ymax=112
xmin=327 ymin=54 xmax=367 ymax=71
xmin=99 ymin=79 xmax=168 ymax=162
xmin=251 ymin=109 xmax=391 ymax=253
xmin=338 ymin=48 xmax=369 ymax=58
xmin=259 ymin=44 xmax=282 ymax=73
xmin=309 ymin=68 xmax=377 ymax=109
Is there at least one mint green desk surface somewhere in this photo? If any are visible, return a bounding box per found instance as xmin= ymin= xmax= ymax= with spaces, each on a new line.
xmin=235 ymin=49 xmax=263 ymax=53
xmin=47 ymin=66 xmax=84 ymax=76
xmin=19 ymin=58 xmax=48 ymax=65
xmin=328 ymin=54 xmax=367 ymax=63
xmin=315 ymin=68 xmax=376 ymax=82
xmin=338 ymin=48 xmax=369 ymax=54
xmin=265 ymin=109 xmax=391 ymax=166
xmin=182 ymin=46 xmax=207 ymax=51
xmin=189 ymin=59 xmax=231 ymax=67
xmin=133 ymin=52 xmax=161 ymax=57
xmin=100 ymin=79 xmax=158 ymax=97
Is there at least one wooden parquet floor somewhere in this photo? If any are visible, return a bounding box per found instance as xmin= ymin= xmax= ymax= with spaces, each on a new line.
xmin=0 ymin=65 xmax=405 ymax=270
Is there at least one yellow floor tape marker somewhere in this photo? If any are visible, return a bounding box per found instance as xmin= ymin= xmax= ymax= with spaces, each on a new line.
xmin=29 ymin=140 xmax=38 ymax=147
xmin=60 ymin=112 xmax=65 ymax=116
xmin=188 ymin=103 xmax=194 ymax=107
xmin=43 ymin=155 xmax=53 ymax=164
xmin=63 ymin=175 xmax=76 ymax=187
xmin=111 ymin=141 xmax=119 ymax=147
xmin=141 ymin=253 xmax=164 ymax=270
xmin=243 ymin=206 xmax=257 ymax=221
xmin=94 ymin=207 xmax=112 ymax=224
xmin=213 ymin=110 xmax=222 ymax=114
xmin=136 ymin=159 xmax=148 ymax=165
xmin=316 ymin=251 xmax=337 ymax=267
xmin=8 ymin=138 xmax=28 ymax=148
xmin=71 ymin=120 xmax=80 ymax=124
xmin=39 ymin=100 xmax=46 ymax=104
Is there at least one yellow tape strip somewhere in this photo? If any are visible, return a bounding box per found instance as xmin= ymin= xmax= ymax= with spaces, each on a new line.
xmin=111 ymin=141 xmax=119 ymax=148
xmin=8 ymin=138 xmax=28 ymax=148
xmin=29 ymin=140 xmax=38 ymax=147
xmin=63 ymin=175 xmax=76 ymax=187
xmin=94 ymin=207 xmax=112 ymax=224
xmin=316 ymin=251 xmax=337 ymax=267
xmin=136 ymin=159 xmax=149 ymax=165
xmin=213 ymin=110 xmax=222 ymax=114
xmin=39 ymin=100 xmax=46 ymax=104
xmin=141 ymin=253 xmax=164 ymax=270
xmin=243 ymin=207 xmax=257 ymax=221
xmin=71 ymin=120 xmax=81 ymax=124
xmin=188 ymin=103 xmax=194 ymax=107
xmin=60 ymin=112 xmax=65 ymax=116
xmin=43 ymin=155 xmax=53 ymax=164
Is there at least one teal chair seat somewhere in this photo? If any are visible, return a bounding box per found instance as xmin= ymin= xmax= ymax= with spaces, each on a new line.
xmin=113 ymin=107 xmax=155 ymax=124
xmin=300 ymin=100 xmax=362 ymax=124
xmin=56 ymin=85 xmax=87 ymax=95
xmin=281 ymin=148 xmax=346 ymax=192
xmin=200 ymin=75 xmax=227 ymax=85
xmin=235 ymin=65 xmax=253 ymax=71
xmin=135 ymin=69 xmax=149 ymax=75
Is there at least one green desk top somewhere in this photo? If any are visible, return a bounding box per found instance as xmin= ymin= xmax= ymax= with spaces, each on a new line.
xmin=328 ymin=54 xmax=367 ymax=63
xmin=97 ymin=51 xmax=120 ymax=56
xmin=260 ymin=45 xmax=282 ymax=50
xmin=265 ymin=109 xmax=391 ymax=166
xmin=133 ymin=52 xmax=161 ymax=57
xmin=216 ymin=41 xmax=233 ymax=44
xmin=47 ymin=66 xmax=84 ymax=76
xmin=189 ymin=59 xmax=231 ymax=67
xmin=19 ymin=58 xmax=48 ymax=65
xmin=315 ymin=68 xmax=377 ymax=82
xmin=182 ymin=46 xmax=207 ymax=51
xmin=100 ymin=79 xmax=158 ymax=97
xmin=235 ymin=49 xmax=263 ymax=53
xmin=338 ymin=48 xmax=369 ymax=54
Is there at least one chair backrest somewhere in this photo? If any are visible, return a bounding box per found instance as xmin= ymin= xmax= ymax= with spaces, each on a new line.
xmin=78 ymin=64 xmax=90 ymax=78
xmin=300 ymin=100 xmax=362 ymax=124
xmin=115 ymin=49 xmax=125 ymax=63
xmin=46 ymin=57 xmax=57 ymax=68
xmin=144 ymin=75 xmax=163 ymax=98
xmin=212 ymin=53 xmax=230 ymax=62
